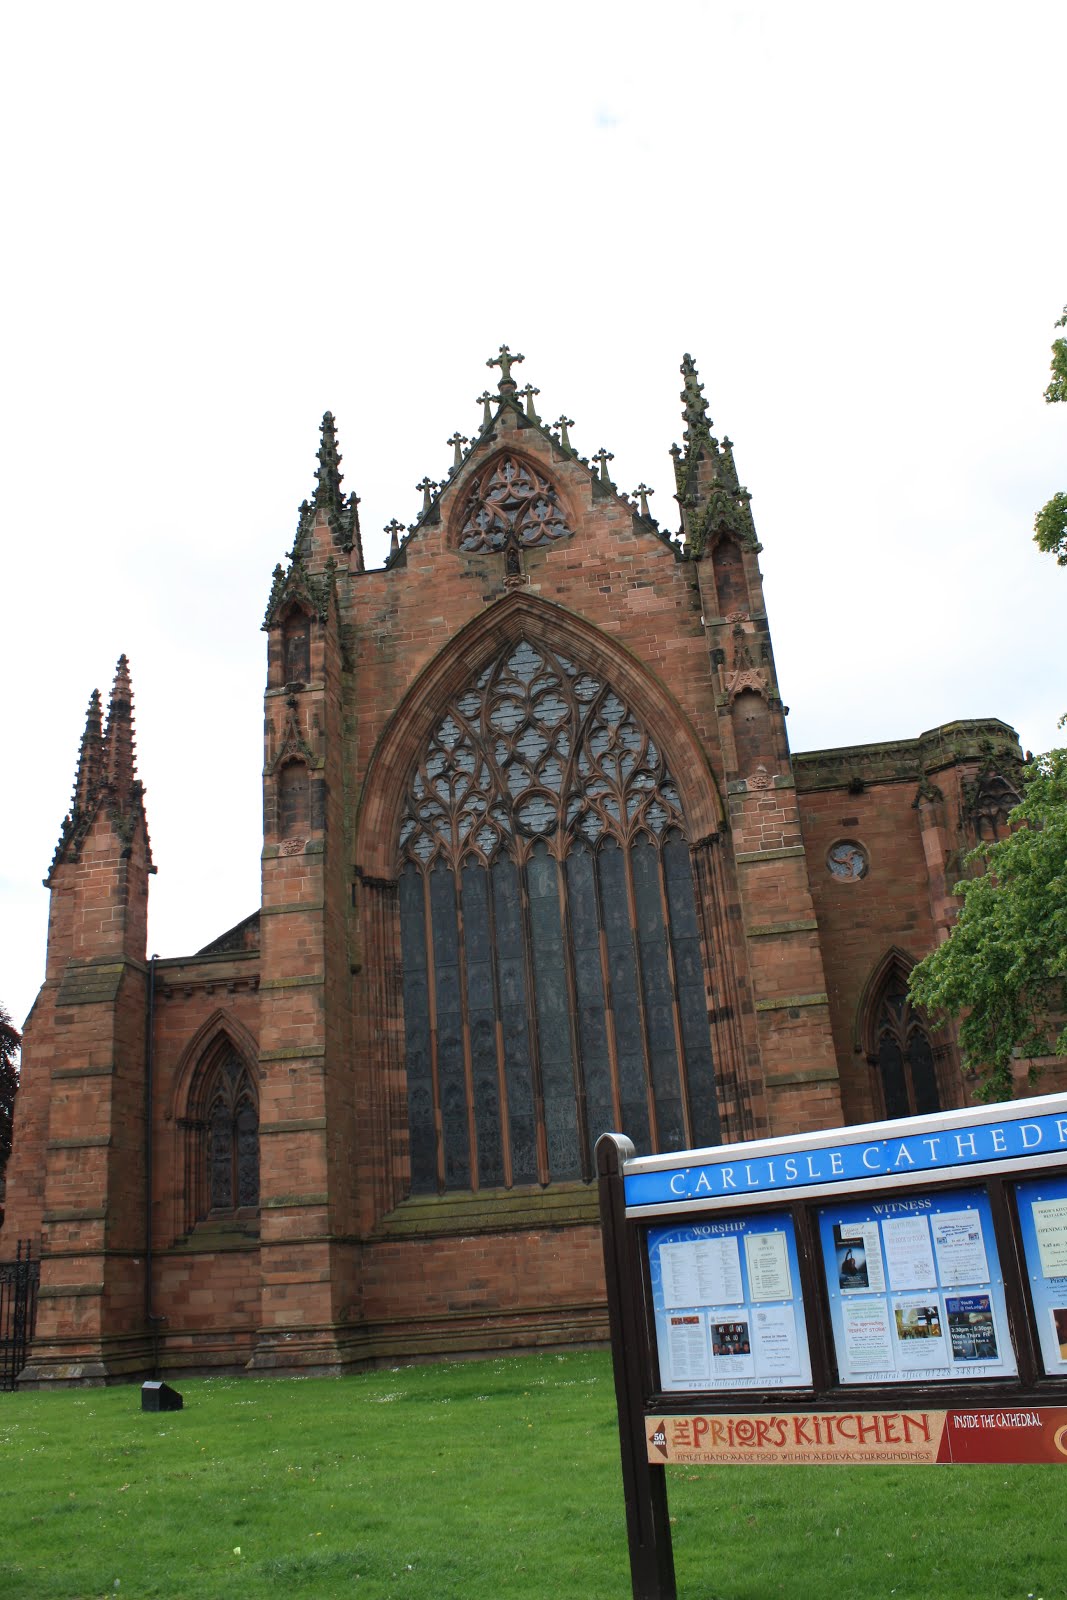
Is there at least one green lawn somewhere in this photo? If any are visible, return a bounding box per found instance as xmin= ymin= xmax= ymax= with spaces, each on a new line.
xmin=0 ymin=1350 xmax=1061 ymax=1599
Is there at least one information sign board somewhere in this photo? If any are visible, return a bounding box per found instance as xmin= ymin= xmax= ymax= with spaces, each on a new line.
xmin=648 ymin=1212 xmax=811 ymax=1392
xmin=1016 ymin=1173 xmax=1067 ymax=1376
xmin=817 ymin=1186 xmax=1015 ymax=1384
xmin=596 ymin=1095 xmax=1067 ymax=1600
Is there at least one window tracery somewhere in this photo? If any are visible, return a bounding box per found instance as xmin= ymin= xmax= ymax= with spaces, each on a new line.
xmin=457 ymin=456 xmax=572 ymax=553
xmin=870 ymin=977 xmax=940 ymax=1119
xmin=181 ymin=1044 xmax=259 ymax=1232
xmin=397 ymin=637 xmax=718 ymax=1194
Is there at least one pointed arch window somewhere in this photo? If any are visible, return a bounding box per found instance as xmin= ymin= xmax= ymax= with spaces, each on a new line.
xmin=869 ymin=973 xmax=941 ymax=1120
xmin=397 ymin=636 xmax=719 ymax=1193
xmin=457 ymin=456 xmax=572 ymax=552
xmin=182 ymin=1043 xmax=259 ymax=1232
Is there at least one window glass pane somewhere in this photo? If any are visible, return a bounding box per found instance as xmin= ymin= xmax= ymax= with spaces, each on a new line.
xmin=526 ymin=841 xmax=581 ymax=1180
xmin=400 ymin=864 xmax=437 ymax=1192
xmin=879 ymin=1035 xmax=910 ymax=1120
xmin=631 ymin=837 xmax=685 ymax=1151
xmin=493 ymin=856 xmax=538 ymax=1185
xmin=566 ymin=843 xmax=615 ymax=1156
xmin=908 ymin=1029 xmax=942 ymax=1116
xmin=598 ymin=840 xmax=651 ymax=1153
xmin=429 ymin=860 xmax=469 ymax=1189
xmin=462 ymin=860 xmax=504 ymax=1188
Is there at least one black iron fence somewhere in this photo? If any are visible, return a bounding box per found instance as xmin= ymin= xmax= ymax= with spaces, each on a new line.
xmin=0 ymin=1241 xmax=38 ymax=1391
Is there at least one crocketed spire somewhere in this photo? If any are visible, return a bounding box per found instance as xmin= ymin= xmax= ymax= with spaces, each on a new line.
xmin=102 ymin=654 xmax=137 ymax=799
xmin=313 ymin=411 xmax=344 ymax=517
xmin=72 ymin=689 xmax=104 ymax=817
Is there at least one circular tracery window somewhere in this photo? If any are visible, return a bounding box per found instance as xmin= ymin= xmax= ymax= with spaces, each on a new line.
xmin=827 ymin=839 xmax=869 ymax=881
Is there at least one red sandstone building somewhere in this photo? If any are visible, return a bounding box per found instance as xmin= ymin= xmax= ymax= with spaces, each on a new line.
xmin=1 ymin=352 xmax=1041 ymax=1383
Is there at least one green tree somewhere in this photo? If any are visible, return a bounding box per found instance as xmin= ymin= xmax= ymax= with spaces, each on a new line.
xmin=1034 ymin=305 xmax=1067 ymax=563
xmin=0 ymin=1004 xmax=19 ymax=1183
xmin=909 ymin=750 xmax=1067 ymax=1101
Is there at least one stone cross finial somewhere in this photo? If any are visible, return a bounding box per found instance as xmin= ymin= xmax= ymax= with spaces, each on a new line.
xmin=487 ymin=344 xmax=524 ymax=388
xmin=518 ymin=383 xmax=540 ymax=421
xmin=385 ymin=518 xmax=404 ymax=555
xmin=593 ymin=447 xmax=615 ymax=485
xmin=447 ymin=431 xmax=469 ymax=467
xmin=416 ymin=477 xmax=438 ymax=514
xmin=476 ymin=390 xmax=494 ymax=428
xmin=554 ymin=415 xmax=574 ymax=451
xmin=633 ymin=483 xmax=654 ymax=518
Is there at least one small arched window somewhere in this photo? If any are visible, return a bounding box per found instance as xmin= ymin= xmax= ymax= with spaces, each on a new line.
xmin=278 ymin=760 xmax=310 ymax=838
xmin=182 ymin=1043 xmax=259 ymax=1232
xmin=282 ymin=612 xmax=311 ymax=685
xmin=868 ymin=970 xmax=941 ymax=1120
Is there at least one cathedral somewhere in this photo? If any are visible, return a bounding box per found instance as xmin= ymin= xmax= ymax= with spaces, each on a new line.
xmin=1 ymin=350 xmax=1038 ymax=1384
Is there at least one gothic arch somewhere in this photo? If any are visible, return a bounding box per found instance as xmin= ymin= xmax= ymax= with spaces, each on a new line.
xmin=855 ymin=948 xmax=949 ymax=1120
xmin=170 ymin=1010 xmax=260 ymax=1123
xmin=171 ymin=1015 xmax=261 ymax=1236
xmin=372 ymin=611 xmax=734 ymax=1192
xmin=355 ymin=592 xmax=725 ymax=880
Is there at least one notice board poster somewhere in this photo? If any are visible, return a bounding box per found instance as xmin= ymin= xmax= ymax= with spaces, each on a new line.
xmin=647 ymin=1213 xmax=812 ymax=1393
xmin=818 ymin=1187 xmax=1017 ymax=1385
xmin=1016 ymin=1174 xmax=1067 ymax=1376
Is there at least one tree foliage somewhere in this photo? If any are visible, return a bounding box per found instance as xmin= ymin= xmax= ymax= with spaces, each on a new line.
xmin=1034 ymin=305 xmax=1067 ymax=563
xmin=0 ymin=1004 xmax=19 ymax=1183
xmin=909 ymin=751 xmax=1067 ymax=1101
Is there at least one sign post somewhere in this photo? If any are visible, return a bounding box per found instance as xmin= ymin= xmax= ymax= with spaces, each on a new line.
xmin=597 ymin=1094 xmax=1067 ymax=1600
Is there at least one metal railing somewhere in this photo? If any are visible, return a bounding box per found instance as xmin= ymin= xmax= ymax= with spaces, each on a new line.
xmin=0 ymin=1241 xmax=38 ymax=1391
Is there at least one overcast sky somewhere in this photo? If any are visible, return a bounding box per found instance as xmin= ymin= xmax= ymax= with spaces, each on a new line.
xmin=2 ymin=1 xmax=1064 ymax=1032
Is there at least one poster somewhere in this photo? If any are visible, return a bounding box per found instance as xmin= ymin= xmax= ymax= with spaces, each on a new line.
xmin=932 ymin=1209 xmax=990 ymax=1286
xmin=647 ymin=1213 xmax=812 ymax=1393
xmin=744 ymin=1229 xmax=792 ymax=1302
xmin=818 ymin=1187 xmax=1016 ymax=1384
xmin=833 ymin=1221 xmax=885 ymax=1293
xmin=660 ymin=1234 xmax=742 ymax=1308
xmin=841 ymin=1299 xmax=893 ymax=1373
xmin=882 ymin=1215 xmax=937 ymax=1291
xmin=1015 ymin=1176 xmax=1067 ymax=1374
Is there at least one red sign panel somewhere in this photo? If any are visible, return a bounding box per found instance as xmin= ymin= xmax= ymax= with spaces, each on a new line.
xmin=648 ymin=1408 xmax=1067 ymax=1466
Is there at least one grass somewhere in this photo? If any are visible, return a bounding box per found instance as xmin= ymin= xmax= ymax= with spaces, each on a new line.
xmin=0 ymin=1350 xmax=1062 ymax=1599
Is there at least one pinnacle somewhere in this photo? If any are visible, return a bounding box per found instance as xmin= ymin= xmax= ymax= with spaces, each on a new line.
xmin=313 ymin=410 xmax=345 ymax=515
xmin=72 ymin=688 xmax=104 ymax=816
xmin=680 ymin=353 xmax=712 ymax=441
xmin=103 ymin=654 xmax=137 ymax=795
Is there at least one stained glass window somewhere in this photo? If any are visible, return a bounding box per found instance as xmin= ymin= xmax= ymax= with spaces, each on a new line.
xmin=183 ymin=1045 xmax=259 ymax=1229
xmin=397 ymin=637 xmax=718 ymax=1192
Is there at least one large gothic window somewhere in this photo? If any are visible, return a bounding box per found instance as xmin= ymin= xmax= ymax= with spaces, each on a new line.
xmin=397 ymin=637 xmax=719 ymax=1193
xmin=182 ymin=1043 xmax=259 ymax=1232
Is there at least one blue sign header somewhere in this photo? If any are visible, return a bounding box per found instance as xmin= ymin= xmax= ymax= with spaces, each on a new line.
xmin=624 ymin=1108 xmax=1067 ymax=1210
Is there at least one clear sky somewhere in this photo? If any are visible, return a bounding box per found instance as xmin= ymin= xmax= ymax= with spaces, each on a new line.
xmin=2 ymin=1 xmax=1064 ymax=1032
